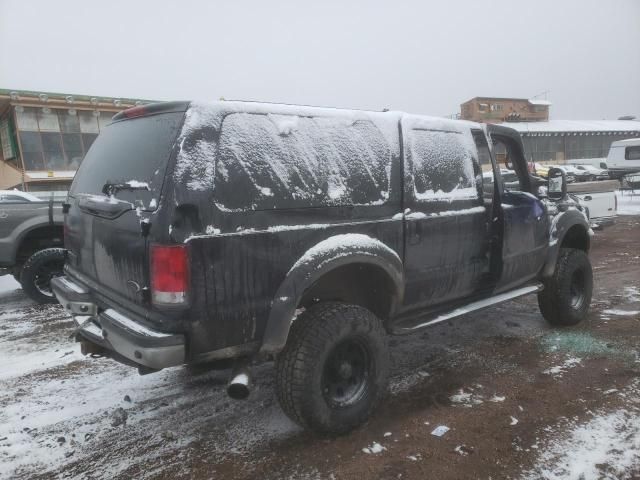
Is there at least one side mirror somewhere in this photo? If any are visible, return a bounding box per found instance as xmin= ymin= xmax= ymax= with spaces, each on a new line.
xmin=547 ymin=167 xmax=567 ymax=200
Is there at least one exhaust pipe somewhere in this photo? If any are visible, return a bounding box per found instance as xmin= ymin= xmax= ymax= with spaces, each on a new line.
xmin=227 ymin=365 xmax=252 ymax=400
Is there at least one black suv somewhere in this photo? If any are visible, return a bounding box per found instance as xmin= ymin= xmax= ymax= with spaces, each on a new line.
xmin=52 ymin=101 xmax=593 ymax=434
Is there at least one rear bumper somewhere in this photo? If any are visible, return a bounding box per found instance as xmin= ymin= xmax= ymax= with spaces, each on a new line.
xmin=51 ymin=276 xmax=185 ymax=370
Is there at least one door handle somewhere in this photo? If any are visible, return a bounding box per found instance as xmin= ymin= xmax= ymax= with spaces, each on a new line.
xmin=583 ymin=195 xmax=592 ymax=201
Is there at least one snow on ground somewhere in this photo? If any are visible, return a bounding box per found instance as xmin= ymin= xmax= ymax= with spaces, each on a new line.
xmin=0 ymin=274 xmax=20 ymax=292
xmin=616 ymin=191 xmax=640 ymax=216
xmin=522 ymin=381 xmax=640 ymax=480
xmin=0 ymin=281 xmax=299 ymax=479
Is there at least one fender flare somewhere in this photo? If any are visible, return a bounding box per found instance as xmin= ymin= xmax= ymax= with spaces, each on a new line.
xmin=542 ymin=208 xmax=591 ymax=278
xmin=9 ymin=218 xmax=64 ymax=264
xmin=259 ymin=234 xmax=404 ymax=354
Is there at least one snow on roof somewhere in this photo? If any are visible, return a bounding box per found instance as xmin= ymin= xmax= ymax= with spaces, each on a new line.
xmin=527 ymin=99 xmax=552 ymax=106
xmin=504 ymin=120 xmax=640 ymax=134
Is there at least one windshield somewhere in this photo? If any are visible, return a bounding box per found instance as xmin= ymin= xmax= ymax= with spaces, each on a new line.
xmin=69 ymin=111 xmax=184 ymax=208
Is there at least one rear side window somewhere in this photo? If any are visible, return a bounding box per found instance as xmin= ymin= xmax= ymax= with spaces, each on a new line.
xmin=214 ymin=113 xmax=394 ymax=210
xmin=408 ymin=129 xmax=478 ymax=202
xmin=70 ymin=112 xmax=184 ymax=206
xmin=626 ymin=146 xmax=640 ymax=160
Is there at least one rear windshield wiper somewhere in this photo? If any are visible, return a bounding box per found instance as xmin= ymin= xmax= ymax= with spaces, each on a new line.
xmin=101 ymin=181 xmax=150 ymax=196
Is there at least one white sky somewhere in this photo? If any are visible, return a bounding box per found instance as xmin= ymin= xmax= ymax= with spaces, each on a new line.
xmin=1 ymin=0 xmax=638 ymax=120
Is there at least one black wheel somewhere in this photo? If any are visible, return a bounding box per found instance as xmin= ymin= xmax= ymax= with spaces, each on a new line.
xmin=538 ymin=248 xmax=592 ymax=326
xmin=20 ymin=248 xmax=66 ymax=304
xmin=275 ymin=302 xmax=389 ymax=435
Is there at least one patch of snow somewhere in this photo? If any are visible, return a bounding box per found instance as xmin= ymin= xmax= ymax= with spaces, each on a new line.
xmin=0 ymin=275 xmax=20 ymax=293
xmin=258 ymin=186 xmax=273 ymax=197
xmin=454 ymin=445 xmax=472 ymax=456
xmin=362 ymin=442 xmax=386 ymax=454
xmin=489 ymin=395 xmax=506 ymax=402
xmin=602 ymin=308 xmax=640 ymax=316
xmin=125 ymin=180 xmax=149 ymax=189
xmin=405 ymin=211 xmax=428 ymax=220
xmin=289 ymin=234 xmax=400 ymax=275
xmin=523 ymin=408 xmax=640 ymax=480
xmin=383 ymin=432 xmax=392 ymax=437
xmin=205 ymin=225 xmax=221 ymax=235
xmin=543 ymin=357 xmax=582 ymax=377
xmin=449 ymin=389 xmax=484 ymax=407
xmin=510 ymin=416 xmax=519 ymax=426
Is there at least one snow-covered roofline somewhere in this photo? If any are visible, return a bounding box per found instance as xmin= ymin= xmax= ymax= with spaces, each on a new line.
xmin=189 ymin=100 xmax=484 ymax=131
xmin=527 ymin=99 xmax=552 ymax=106
xmin=504 ymin=120 xmax=640 ymax=134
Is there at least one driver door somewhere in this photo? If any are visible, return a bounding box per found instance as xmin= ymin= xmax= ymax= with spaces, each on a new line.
xmin=490 ymin=131 xmax=549 ymax=291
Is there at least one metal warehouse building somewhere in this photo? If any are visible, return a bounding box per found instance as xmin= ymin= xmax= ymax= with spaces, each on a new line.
xmin=505 ymin=120 xmax=640 ymax=164
xmin=0 ymin=89 xmax=151 ymax=191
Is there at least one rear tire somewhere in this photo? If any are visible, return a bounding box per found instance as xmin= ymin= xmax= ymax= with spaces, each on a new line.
xmin=275 ymin=302 xmax=389 ymax=435
xmin=20 ymin=248 xmax=66 ymax=304
xmin=538 ymin=248 xmax=592 ymax=326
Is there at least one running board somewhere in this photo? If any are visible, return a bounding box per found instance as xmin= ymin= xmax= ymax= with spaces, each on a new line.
xmin=391 ymin=283 xmax=543 ymax=334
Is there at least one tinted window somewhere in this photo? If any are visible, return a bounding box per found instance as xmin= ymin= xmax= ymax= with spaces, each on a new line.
xmin=408 ymin=129 xmax=478 ymax=202
xmin=626 ymin=146 xmax=640 ymax=160
xmin=70 ymin=112 xmax=184 ymax=205
xmin=214 ymin=113 xmax=394 ymax=210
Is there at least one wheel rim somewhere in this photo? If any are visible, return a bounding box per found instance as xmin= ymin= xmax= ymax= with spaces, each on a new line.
xmin=321 ymin=337 xmax=371 ymax=408
xmin=569 ymin=269 xmax=586 ymax=309
xmin=33 ymin=259 xmax=65 ymax=297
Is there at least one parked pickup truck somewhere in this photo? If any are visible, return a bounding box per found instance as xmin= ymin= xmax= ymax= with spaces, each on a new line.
xmin=52 ymin=101 xmax=593 ymax=434
xmin=568 ymin=180 xmax=618 ymax=225
xmin=0 ymin=190 xmax=66 ymax=303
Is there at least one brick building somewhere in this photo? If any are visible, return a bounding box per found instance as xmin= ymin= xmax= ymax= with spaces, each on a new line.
xmin=460 ymin=97 xmax=551 ymax=123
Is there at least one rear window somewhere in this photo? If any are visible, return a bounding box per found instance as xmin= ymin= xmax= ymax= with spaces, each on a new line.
xmin=214 ymin=113 xmax=394 ymax=210
xmin=69 ymin=112 xmax=184 ymax=207
xmin=626 ymin=146 xmax=640 ymax=160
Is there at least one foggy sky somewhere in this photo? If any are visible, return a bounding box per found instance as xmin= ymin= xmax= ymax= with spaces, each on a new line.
xmin=1 ymin=0 xmax=638 ymax=120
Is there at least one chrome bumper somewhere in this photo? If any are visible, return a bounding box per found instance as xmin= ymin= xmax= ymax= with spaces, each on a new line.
xmin=51 ymin=276 xmax=185 ymax=370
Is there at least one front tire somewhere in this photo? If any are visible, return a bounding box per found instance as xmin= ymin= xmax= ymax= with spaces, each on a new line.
xmin=20 ymin=248 xmax=66 ymax=304
xmin=538 ymin=248 xmax=592 ymax=326
xmin=275 ymin=302 xmax=389 ymax=435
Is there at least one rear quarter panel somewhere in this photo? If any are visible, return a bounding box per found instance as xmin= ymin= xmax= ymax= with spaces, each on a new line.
xmin=186 ymin=205 xmax=403 ymax=358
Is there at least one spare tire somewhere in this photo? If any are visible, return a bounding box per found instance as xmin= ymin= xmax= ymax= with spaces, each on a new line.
xmin=20 ymin=248 xmax=66 ymax=304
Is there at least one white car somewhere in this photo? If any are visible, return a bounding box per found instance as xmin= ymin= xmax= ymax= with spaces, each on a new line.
xmin=0 ymin=190 xmax=41 ymax=203
xmin=573 ymin=165 xmax=609 ymax=181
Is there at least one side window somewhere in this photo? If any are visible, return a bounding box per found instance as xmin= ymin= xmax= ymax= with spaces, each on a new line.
xmin=215 ymin=113 xmax=395 ymax=210
xmin=626 ymin=146 xmax=640 ymax=160
xmin=472 ymin=130 xmax=494 ymax=201
xmin=492 ymin=139 xmax=524 ymax=192
xmin=408 ymin=129 xmax=479 ymax=203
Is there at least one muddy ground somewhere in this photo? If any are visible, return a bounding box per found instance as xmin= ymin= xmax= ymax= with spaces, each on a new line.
xmin=1 ymin=214 xmax=640 ymax=480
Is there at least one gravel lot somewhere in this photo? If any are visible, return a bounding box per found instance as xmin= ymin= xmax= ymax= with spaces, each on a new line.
xmin=1 ymin=201 xmax=639 ymax=479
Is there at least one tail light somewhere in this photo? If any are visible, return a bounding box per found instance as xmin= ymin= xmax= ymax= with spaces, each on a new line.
xmin=150 ymin=244 xmax=189 ymax=305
